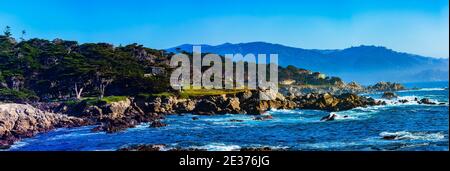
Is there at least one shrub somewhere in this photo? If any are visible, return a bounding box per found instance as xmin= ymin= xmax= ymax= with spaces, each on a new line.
xmin=0 ymin=88 xmax=39 ymax=102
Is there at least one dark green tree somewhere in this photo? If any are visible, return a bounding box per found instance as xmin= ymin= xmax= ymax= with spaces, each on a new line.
xmin=3 ymin=26 xmax=12 ymax=37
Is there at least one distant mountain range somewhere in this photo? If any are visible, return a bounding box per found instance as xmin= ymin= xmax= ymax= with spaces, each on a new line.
xmin=167 ymin=42 xmax=449 ymax=84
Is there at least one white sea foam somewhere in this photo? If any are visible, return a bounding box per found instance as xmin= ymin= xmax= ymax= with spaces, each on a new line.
xmin=334 ymin=105 xmax=383 ymax=121
xmin=379 ymin=131 xmax=445 ymax=141
xmin=374 ymin=95 xmax=444 ymax=106
xmin=47 ymin=132 xmax=103 ymax=141
xmin=189 ymin=143 xmax=291 ymax=151
xmin=301 ymin=141 xmax=361 ymax=149
xmin=6 ymin=141 xmax=30 ymax=150
xmin=397 ymin=88 xmax=447 ymax=93
xmin=190 ymin=143 xmax=241 ymax=151
xmin=269 ymin=108 xmax=302 ymax=114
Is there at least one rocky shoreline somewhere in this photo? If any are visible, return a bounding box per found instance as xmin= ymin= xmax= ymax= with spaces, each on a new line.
xmin=0 ymin=103 xmax=90 ymax=149
xmin=0 ymin=89 xmax=388 ymax=149
xmin=280 ymin=81 xmax=406 ymax=96
xmin=3 ymin=82 xmax=441 ymax=150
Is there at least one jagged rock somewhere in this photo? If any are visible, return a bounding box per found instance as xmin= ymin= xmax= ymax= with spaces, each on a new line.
xmin=398 ymin=99 xmax=409 ymax=103
xmin=368 ymin=82 xmax=405 ymax=91
xmin=223 ymin=97 xmax=241 ymax=113
xmin=118 ymin=144 xmax=166 ymax=151
xmin=253 ymin=115 xmax=273 ymax=121
xmin=296 ymin=93 xmax=382 ymax=112
xmin=240 ymin=147 xmax=274 ymax=151
xmin=0 ymin=103 xmax=88 ymax=148
xmin=150 ymin=120 xmax=167 ymax=128
xmin=92 ymin=117 xmax=137 ymax=133
xmin=176 ymin=99 xmax=196 ymax=113
xmin=194 ymin=99 xmax=218 ymax=115
xmin=148 ymin=97 xmax=163 ymax=113
xmin=101 ymin=98 xmax=131 ymax=119
xmin=237 ymin=90 xmax=253 ymax=101
xmin=419 ymin=98 xmax=436 ymax=105
xmin=85 ymin=106 xmax=103 ymax=118
xmin=382 ymin=92 xmax=398 ymax=99
xmin=259 ymin=88 xmax=279 ymax=101
xmin=167 ymin=147 xmax=207 ymax=151
xmin=320 ymin=113 xmax=338 ymax=121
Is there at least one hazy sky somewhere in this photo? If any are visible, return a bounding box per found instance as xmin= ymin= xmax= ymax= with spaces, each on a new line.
xmin=1 ymin=0 xmax=448 ymax=58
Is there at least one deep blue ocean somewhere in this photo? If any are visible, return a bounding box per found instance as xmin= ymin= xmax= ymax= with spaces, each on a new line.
xmin=8 ymin=81 xmax=449 ymax=151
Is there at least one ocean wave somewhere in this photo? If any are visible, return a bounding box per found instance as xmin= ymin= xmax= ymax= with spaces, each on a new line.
xmin=397 ymin=88 xmax=447 ymax=93
xmin=300 ymin=141 xmax=362 ymax=149
xmin=334 ymin=106 xmax=382 ymax=120
xmin=6 ymin=141 xmax=30 ymax=150
xmin=188 ymin=143 xmax=291 ymax=151
xmin=379 ymin=131 xmax=445 ymax=141
xmin=374 ymin=95 xmax=445 ymax=106
xmin=269 ymin=108 xmax=303 ymax=114
xmin=189 ymin=143 xmax=241 ymax=151
xmin=46 ymin=132 xmax=104 ymax=141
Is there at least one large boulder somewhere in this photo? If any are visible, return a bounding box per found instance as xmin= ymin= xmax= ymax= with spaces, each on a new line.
xmin=193 ymin=99 xmax=219 ymax=115
xmin=175 ymin=99 xmax=196 ymax=113
xmin=225 ymin=97 xmax=241 ymax=113
xmin=320 ymin=113 xmax=338 ymax=121
xmin=101 ymin=98 xmax=131 ymax=119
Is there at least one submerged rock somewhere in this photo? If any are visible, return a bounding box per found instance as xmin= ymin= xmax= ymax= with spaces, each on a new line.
xmin=118 ymin=144 xmax=206 ymax=151
xmin=118 ymin=144 xmax=166 ymax=151
xmin=398 ymin=99 xmax=409 ymax=103
xmin=92 ymin=117 xmax=137 ymax=133
xmin=382 ymin=135 xmax=398 ymax=140
xmin=240 ymin=147 xmax=273 ymax=151
xmin=253 ymin=115 xmax=273 ymax=121
xmin=295 ymin=93 xmax=382 ymax=112
xmin=167 ymin=147 xmax=207 ymax=151
xmin=150 ymin=120 xmax=167 ymax=128
xmin=320 ymin=113 xmax=338 ymax=121
xmin=419 ymin=98 xmax=436 ymax=105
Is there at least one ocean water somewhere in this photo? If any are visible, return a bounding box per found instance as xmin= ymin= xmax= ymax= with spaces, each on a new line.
xmin=8 ymin=82 xmax=449 ymax=151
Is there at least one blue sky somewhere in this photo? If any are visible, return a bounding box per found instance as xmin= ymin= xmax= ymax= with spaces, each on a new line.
xmin=1 ymin=0 xmax=448 ymax=58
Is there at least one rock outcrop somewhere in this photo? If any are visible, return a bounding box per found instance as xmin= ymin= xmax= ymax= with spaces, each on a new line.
xmin=418 ymin=98 xmax=437 ymax=105
xmin=7 ymin=89 xmax=385 ymax=137
xmin=279 ymin=81 xmax=407 ymax=96
xmin=294 ymin=93 xmax=382 ymax=112
xmin=320 ymin=113 xmax=338 ymax=121
xmin=382 ymin=91 xmax=398 ymax=99
xmin=368 ymin=82 xmax=405 ymax=91
xmin=0 ymin=103 xmax=88 ymax=149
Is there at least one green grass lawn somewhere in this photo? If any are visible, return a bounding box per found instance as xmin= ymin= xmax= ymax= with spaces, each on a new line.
xmin=67 ymin=96 xmax=128 ymax=105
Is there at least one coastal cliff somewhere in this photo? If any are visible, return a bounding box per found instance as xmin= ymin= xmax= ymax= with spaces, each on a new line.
xmin=0 ymin=103 xmax=89 ymax=149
